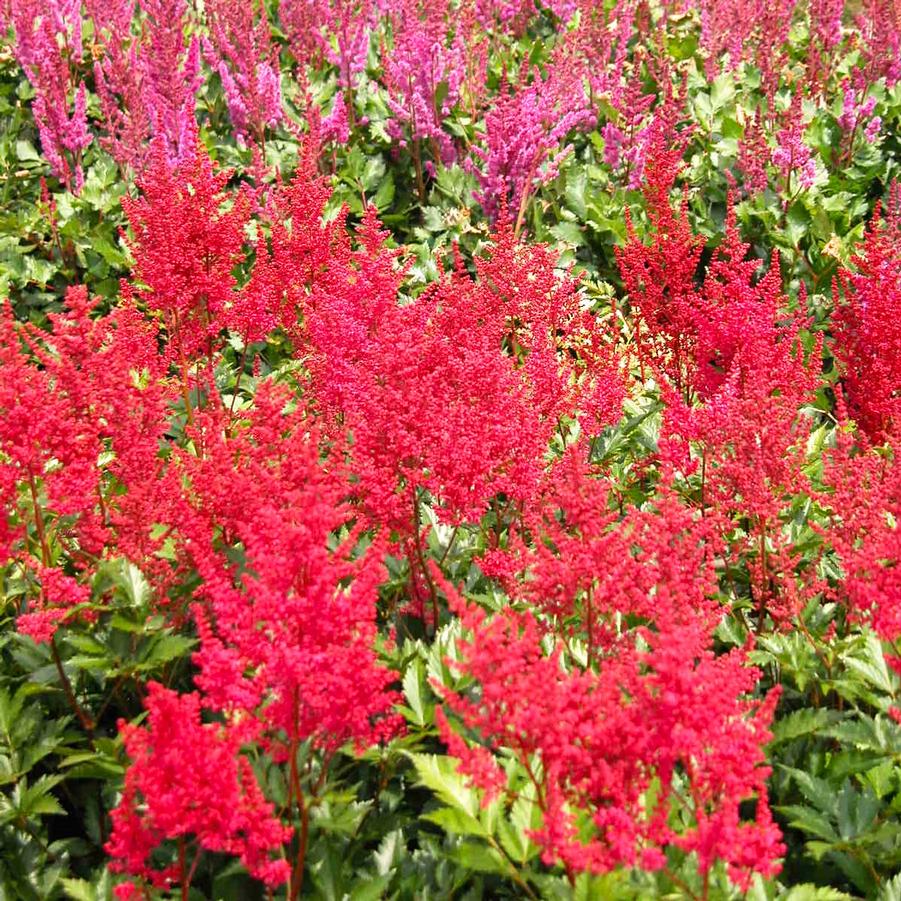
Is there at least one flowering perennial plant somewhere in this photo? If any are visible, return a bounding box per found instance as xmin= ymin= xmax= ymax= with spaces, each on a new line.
xmin=4 ymin=0 xmax=901 ymax=898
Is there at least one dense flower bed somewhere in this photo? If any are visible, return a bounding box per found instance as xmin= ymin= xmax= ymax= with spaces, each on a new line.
xmin=1 ymin=0 xmax=900 ymax=898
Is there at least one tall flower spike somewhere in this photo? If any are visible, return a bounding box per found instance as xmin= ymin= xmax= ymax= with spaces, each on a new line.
xmin=383 ymin=0 xmax=466 ymax=168
xmin=121 ymin=128 xmax=252 ymax=363
xmin=138 ymin=0 xmax=203 ymax=163
xmin=832 ymin=188 xmax=901 ymax=441
xmin=10 ymin=0 xmax=92 ymax=192
xmin=106 ymin=683 xmax=291 ymax=892
xmin=175 ymin=387 xmax=403 ymax=755
xmin=434 ymin=565 xmax=784 ymax=888
xmin=469 ymin=62 xmax=595 ymax=229
xmin=203 ymin=0 xmax=283 ymax=144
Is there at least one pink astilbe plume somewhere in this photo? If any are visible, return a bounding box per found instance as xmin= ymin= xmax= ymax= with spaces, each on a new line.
xmin=10 ymin=0 xmax=91 ymax=192
xmin=91 ymin=3 xmax=152 ymax=172
xmin=856 ymin=0 xmax=901 ymax=88
xmin=174 ymin=386 xmax=402 ymax=755
xmin=140 ymin=0 xmax=202 ymax=162
xmin=84 ymin=0 xmax=134 ymax=33
xmin=92 ymin=0 xmax=202 ymax=169
xmin=203 ymin=0 xmax=283 ymax=144
xmin=280 ymin=0 xmax=374 ymax=98
xmin=693 ymin=0 xmax=798 ymax=86
xmin=106 ymin=683 xmax=291 ymax=894
xmin=771 ymin=97 xmax=817 ymax=191
xmin=832 ymin=188 xmax=901 ymax=441
xmin=383 ymin=0 xmax=466 ymax=167
xmin=469 ymin=62 xmax=595 ymax=229
xmin=474 ymin=0 xmax=535 ymax=34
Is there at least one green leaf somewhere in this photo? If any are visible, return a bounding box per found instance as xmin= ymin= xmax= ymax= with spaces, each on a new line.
xmin=422 ymin=806 xmax=489 ymax=837
xmin=776 ymin=804 xmax=838 ymax=842
xmin=15 ymin=140 xmax=41 ymax=162
xmin=770 ymin=708 xmax=838 ymax=745
xmin=401 ymin=658 xmax=427 ymax=727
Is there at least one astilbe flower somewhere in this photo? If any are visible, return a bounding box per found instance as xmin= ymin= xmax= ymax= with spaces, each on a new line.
xmin=304 ymin=210 xmax=622 ymax=536
xmin=574 ymin=0 xmax=636 ymax=95
xmin=692 ymin=0 xmax=798 ymax=88
xmin=10 ymin=0 xmax=91 ymax=192
xmin=0 ymin=307 xmax=102 ymax=642
xmin=139 ymin=0 xmax=202 ymax=163
xmin=280 ymin=0 xmax=374 ymax=98
xmin=90 ymin=2 xmax=152 ymax=173
xmin=42 ymin=288 xmax=182 ymax=596
xmin=474 ymin=0 xmax=536 ymax=34
xmin=84 ymin=0 xmax=134 ymax=33
xmin=233 ymin=132 xmax=340 ymax=345
xmin=832 ymin=190 xmax=901 ymax=441
xmin=91 ymin=0 xmax=202 ymax=170
xmin=620 ymin=143 xmax=821 ymax=624
xmin=140 ymin=0 xmax=202 ymax=161
xmin=469 ymin=62 xmax=596 ymax=228
xmin=771 ymin=99 xmax=817 ymax=191
xmin=121 ymin=129 xmax=252 ymax=364
xmin=856 ymin=0 xmax=901 ymax=88
xmin=805 ymin=0 xmax=845 ymax=89
xmin=383 ymin=0 xmax=466 ymax=168
xmin=838 ymin=77 xmax=881 ymax=144
xmin=483 ymin=447 xmax=721 ymax=645
xmin=0 ymin=287 xmax=174 ymax=641
xmin=736 ymin=107 xmax=771 ymax=194
xmin=434 ymin=478 xmax=784 ymax=886
xmin=202 ymin=0 xmax=283 ymax=144
xmin=821 ymin=416 xmax=901 ymax=661
xmin=663 ymin=220 xmax=820 ymax=625
xmin=174 ymin=386 xmax=402 ymax=756
xmin=106 ymin=683 xmax=291 ymax=893
xmin=616 ymin=132 xmax=704 ymax=396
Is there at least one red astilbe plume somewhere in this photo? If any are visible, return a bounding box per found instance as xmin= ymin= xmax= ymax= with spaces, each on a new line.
xmin=434 ymin=559 xmax=784 ymax=887
xmin=235 ymin=135 xmax=345 ymax=346
xmin=832 ymin=188 xmax=901 ymax=441
xmin=0 ymin=287 xmax=178 ymax=641
xmin=620 ymin=143 xmax=822 ymax=626
xmin=471 ymin=218 xmax=625 ymax=430
xmin=173 ymin=384 xmax=401 ymax=756
xmin=106 ymin=682 xmax=291 ymax=895
xmin=491 ymin=449 xmax=721 ymax=653
xmin=820 ymin=411 xmax=901 ymax=662
xmin=305 ymin=211 xmax=622 ymax=536
xmin=121 ymin=128 xmax=252 ymax=364
xmin=616 ymin=130 xmax=703 ymax=397
xmin=661 ymin=247 xmax=821 ymax=625
xmin=0 ymin=300 xmax=105 ymax=642
xmin=42 ymin=289 xmax=184 ymax=598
